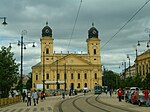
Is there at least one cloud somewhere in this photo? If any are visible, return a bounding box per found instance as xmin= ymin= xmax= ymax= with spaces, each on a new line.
xmin=0 ymin=0 xmax=150 ymax=74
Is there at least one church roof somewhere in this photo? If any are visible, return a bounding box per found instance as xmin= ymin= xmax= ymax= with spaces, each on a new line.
xmin=42 ymin=22 xmax=52 ymax=37
xmin=88 ymin=23 xmax=99 ymax=38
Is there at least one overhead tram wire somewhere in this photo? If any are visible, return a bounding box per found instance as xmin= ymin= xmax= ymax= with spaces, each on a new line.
xmin=101 ymin=0 xmax=150 ymax=50
xmin=67 ymin=0 xmax=82 ymax=51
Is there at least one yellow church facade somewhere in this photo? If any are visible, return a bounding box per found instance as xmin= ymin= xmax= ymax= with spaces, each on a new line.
xmin=32 ymin=23 xmax=102 ymax=91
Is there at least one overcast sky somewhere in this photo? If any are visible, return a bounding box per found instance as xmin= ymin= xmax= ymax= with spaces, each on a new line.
xmin=0 ymin=0 xmax=150 ymax=75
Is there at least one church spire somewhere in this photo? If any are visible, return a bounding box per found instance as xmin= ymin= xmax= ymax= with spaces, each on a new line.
xmin=92 ymin=22 xmax=94 ymax=27
xmin=46 ymin=21 xmax=48 ymax=26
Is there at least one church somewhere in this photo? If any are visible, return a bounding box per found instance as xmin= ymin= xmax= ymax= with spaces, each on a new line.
xmin=31 ymin=22 xmax=102 ymax=91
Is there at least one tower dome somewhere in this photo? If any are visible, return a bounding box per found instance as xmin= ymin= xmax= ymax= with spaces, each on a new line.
xmin=88 ymin=23 xmax=98 ymax=38
xmin=42 ymin=22 xmax=52 ymax=37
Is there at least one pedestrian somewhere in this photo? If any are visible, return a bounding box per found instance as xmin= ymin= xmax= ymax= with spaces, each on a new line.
xmin=105 ymin=89 xmax=107 ymax=95
xmin=118 ymin=88 xmax=122 ymax=102
xmin=41 ymin=91 xmax=44 ymax=101
xmin=144 ymin=88 xmax=149 ymax=106
xmin=22 ymin=91 xmax=26 ymax=102
xmin=32 ymin=90 xmax=38 ymax=106
xmin=109 ymin=89 xmax=112 ymax=97
xmin=62 ymin=91 xmax=65 ymax=99
xmin=84 ymin=89 xmax=86 ymax=95
xmin=27 ymin=90 xmax=31 ymax=106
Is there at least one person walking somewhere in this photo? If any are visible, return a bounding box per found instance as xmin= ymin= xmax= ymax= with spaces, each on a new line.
xmin=27 ymin=90 xmax=31 ymax=106
xmin=22 ymin=91 xmax=26 ymax=102
xmin=118 ymin=88 xmax=122 ymax=102
xmin=41 ymin=91 xmax=44 ymax=101
xmin=32 ymin=90 xmax=38 ymax=106
xmin=109 ymin=89 xmax=112 ymax=97
xmin=144 ymin=88 xmax=149 ymax=106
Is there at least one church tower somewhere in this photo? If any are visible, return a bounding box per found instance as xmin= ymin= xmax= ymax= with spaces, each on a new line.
xmin=40 ymin=22 xmax=54 ymax=65
xmin=86 ymin=23 xmax=101 ymax=65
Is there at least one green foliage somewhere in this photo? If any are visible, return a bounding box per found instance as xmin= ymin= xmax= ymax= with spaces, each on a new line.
xmin=102 ymin=69 xmax=150 ymax=90
xmin=0 ymin=46 xmax=19 ymax=98
xmin=102 ymin=70 xmax=120 ymax=89
xmin=26 ymin=77 xmax=32 ymax=90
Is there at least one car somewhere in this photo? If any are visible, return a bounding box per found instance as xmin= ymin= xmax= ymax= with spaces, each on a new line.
xmin=127 ymin=87 xmax=140 ymax=103
xmin=138 ymin=90 xmax=150 ymax=106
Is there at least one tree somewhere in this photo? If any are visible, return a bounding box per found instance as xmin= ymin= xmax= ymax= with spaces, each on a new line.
xmin=102 ymin=70 xmax=120 ymax=89
xmin=0 ymin=46 xmax=19 ymax=98
xmin=26 ymin=77 xmax=32 ymax=90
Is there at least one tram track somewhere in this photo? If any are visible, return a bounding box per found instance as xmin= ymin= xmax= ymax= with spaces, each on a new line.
xmin=95 ymin=95 xmax=138 ymax=112
xmin=85 ymin=95 xmax=111 ymax=112
xmin=56 ymin=94 xmax=138 ymax=112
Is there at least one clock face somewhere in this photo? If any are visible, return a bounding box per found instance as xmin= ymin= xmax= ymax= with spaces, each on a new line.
xmin=45 ymin=29 xmax=49 ymax=33
xmin=92 ymin=30 xmax=96 ymax=34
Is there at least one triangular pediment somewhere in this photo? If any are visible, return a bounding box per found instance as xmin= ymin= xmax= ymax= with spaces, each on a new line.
xmin=51 ymin=54 xmax=92 ymax=66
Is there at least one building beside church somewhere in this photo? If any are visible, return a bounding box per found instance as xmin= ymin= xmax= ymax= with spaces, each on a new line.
xmin=137 ymin=49 xmax=150 ymax=76
xmin=32 ymin=22 xmax=102 ymax=91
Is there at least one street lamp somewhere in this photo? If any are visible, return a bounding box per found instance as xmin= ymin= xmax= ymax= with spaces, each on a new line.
xmin=0 ymin=17 xmax=8 ymax=25
xmin=137 ymin=28 xmax=150 ymax=48
xmin=56 ymin=59 xmax=59 ymax=92
xmin=64 ymin=63 xmax=67 ymax=92
xmin=42 ymin=52 xmax=45 ymax=93
xmin=122 ymin=62 xmax=126 ymax=79
xmin=9 ymin=30 xmax=35 ymax=94
xmin=127 ymin=54 xmax=131 ymax=77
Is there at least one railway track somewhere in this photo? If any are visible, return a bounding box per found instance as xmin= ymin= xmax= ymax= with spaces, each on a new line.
xmin=56 ymin=94 xmax=138 ymax=112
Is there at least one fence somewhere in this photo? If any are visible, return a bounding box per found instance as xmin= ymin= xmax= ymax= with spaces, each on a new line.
xmin=0 ymin=96 xmax=21 ymax=107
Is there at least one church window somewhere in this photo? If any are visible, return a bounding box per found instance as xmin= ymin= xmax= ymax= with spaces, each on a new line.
xmin=46 ymin=48 xmax=49 ymax=54
xmin=46 ymin=73 xmax=49 ymax=79
xmin=36 ymin=74 xmax=38 ymax=80
xmin=94 ymin=73 xmax=97 ymax=79
xmin=84 ymin=83 xmax=87 ymax=87
xmin=77 ymin=83 xmax=80 ymax=88
xmin=71 ymin=73 xmax=74 ymax=79
xmin=84 ymin=73 xmax=87 ymax=79
xmin=78 ymin=73 xmax=80 ymax=79
xmin=94 ymin=49 xmax=96 ymax=54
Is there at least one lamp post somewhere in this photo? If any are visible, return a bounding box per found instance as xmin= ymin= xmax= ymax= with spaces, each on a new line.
xmin=64 ymin=63 xmax=67 ymax=92
xmin=135 ymin=48 xmax=138 ymax=76
xmin=42 ymin=52 xmax=45 ymax=92
xmin=56 ymin=59 xmax=59 ymax=92
xmin=9 ymin=30 xmax=35 ymax=94
xmin=122 ymin=62 xmax=126 ymax=80
xmin=127 ymin=54 xmax=131 ymax=77
xmin=137 ymin=28 xmax=150 ymax=48
xmin=0 ymin=17 xmax=8 ymax=25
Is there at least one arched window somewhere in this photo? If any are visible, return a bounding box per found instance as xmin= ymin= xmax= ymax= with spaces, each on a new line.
xmin=71 ymin=73 xmax=74 ymax=79
xmin=84 ymin=73 xmax=87 ymax=79
xmin=36 ymin=74 xmax=38 ymax=80
xmin=94 ymin=73 xmax=97 ymax=79
xmin=94 ymin=49 xmax=96 ymax=55
xmin=46 ymin=73 xmax=49 ymax=79
xmin=78 ymin=73 xmax=80 ymax=79
xmin=46 ymin=48 xmax=49 ymax=54
xmin=84 ymin=83 xmax=87 ymax=87
xmin=77 ymin=83 xmax=80 ymax=88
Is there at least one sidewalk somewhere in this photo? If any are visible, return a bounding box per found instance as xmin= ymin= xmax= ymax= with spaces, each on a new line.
xmin=0 ymin=94 xmax=78 ymax=112
xmin=99 ymin=93 xmax=150 ymax=112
